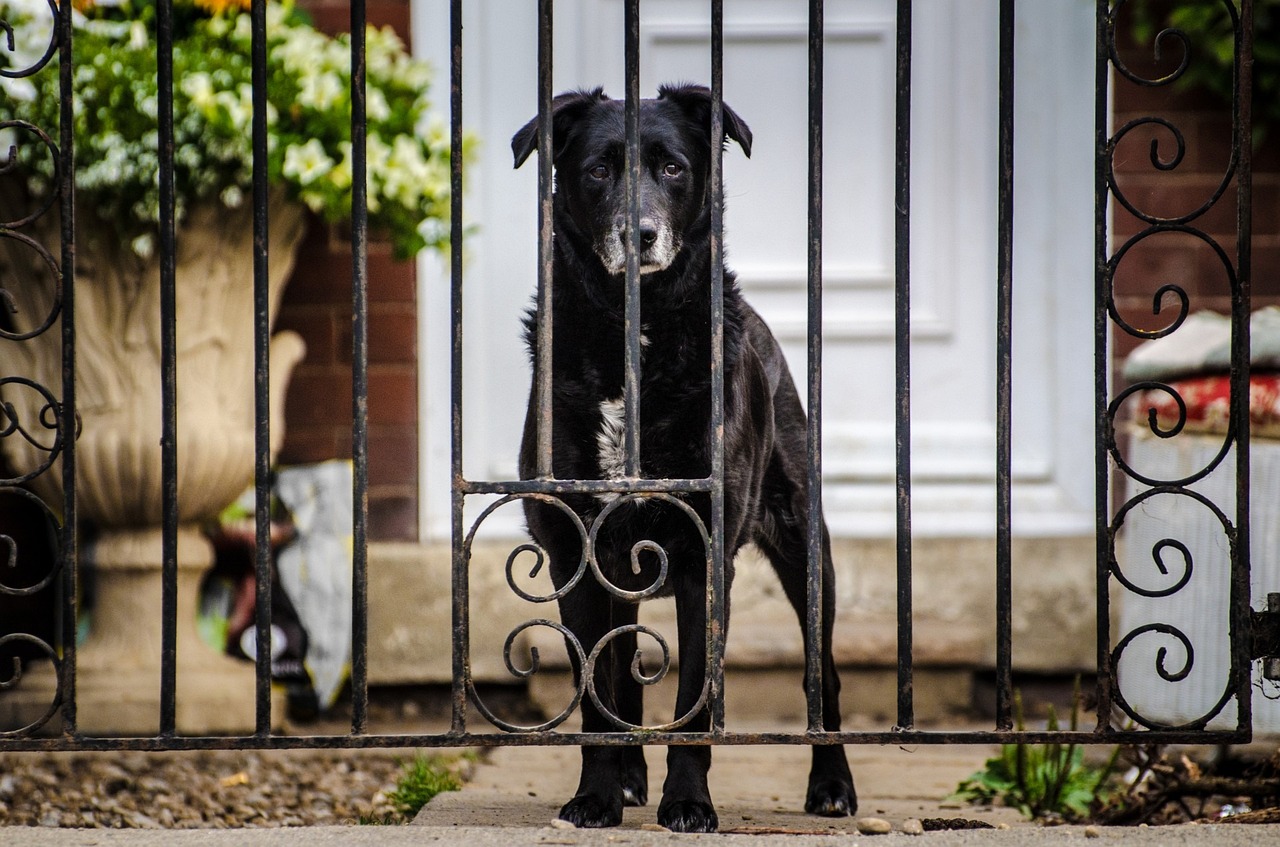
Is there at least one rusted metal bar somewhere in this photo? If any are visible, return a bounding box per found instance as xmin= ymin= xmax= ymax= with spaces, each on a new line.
xmin=57 ymin=0 xmax=79 ymax=737
xmin=535 ymin=0 xmax=554 ymax=479
xmin=804 ymin=0 xmax=825 ymax=734
xmin=1231 ymin=0 xmax=1253 ymax=736
xmin=250 ymin=0 xmax=274 ymax=738
xmin=0 ymin=726 xmax=1252 ymax=754
xmin=893 ymin=0 xmax=914 ymax=732
xmin=449 ymin=0 xmax=467 ymax=735
xmin=994 ymin=0 xmax=1014 ymax=733
xmin=156 ymin=0 xmax=179 ymax=739
xmin=349 ymin=0 xmax=370 ymax=736
xmin=709 ymin=0 xmax=728 ymax=735
xmin=623 ymin=0 xmax=642 ymax=477
xmin=1092 ymin=0 xmax=1113 ymax=735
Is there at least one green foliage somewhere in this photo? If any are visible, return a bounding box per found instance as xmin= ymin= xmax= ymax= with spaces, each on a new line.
xmin=1127 ymin=0 xmax=1280 ymax=130
xmin=0 ymin=0 xmax=463 ymax=258
xmin=952 ymin=689 xmax=1120 ymax=821
xmin=384 ymin=753 xmax=462 ymax=820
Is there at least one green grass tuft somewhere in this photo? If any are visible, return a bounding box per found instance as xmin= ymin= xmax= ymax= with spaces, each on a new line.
xmin=385 ymin=753 xmax=463 ymax=819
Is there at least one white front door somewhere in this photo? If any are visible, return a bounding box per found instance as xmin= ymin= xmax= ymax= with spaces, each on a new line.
xmin=413 ymin=0 xmax=1097 ymax=542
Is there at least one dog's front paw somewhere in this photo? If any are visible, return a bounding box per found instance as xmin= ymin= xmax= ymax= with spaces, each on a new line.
xmin=657 ymin=798 xmax=718 ymax=833
xmin=805 ymin=776 xmax=857 ymax=817
xmin=558 ymin=794 xmax=623 ymax=828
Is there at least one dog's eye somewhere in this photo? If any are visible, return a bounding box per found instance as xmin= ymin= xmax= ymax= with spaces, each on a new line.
xmin=588 ymin=164 xmax=609 ymax=180
xmin=662 ymin=163 xmax=683 ymax=177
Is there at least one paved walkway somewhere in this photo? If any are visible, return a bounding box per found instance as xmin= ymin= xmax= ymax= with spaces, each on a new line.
xmin=9 ymin=736 xmax=1280 ymax=846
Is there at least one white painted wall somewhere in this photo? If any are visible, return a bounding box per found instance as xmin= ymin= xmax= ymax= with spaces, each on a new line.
xmin=412 ymin=0 xmax=1097 ymax=541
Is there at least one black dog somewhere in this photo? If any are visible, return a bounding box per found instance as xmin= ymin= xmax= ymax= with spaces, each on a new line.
xmin=512 ymin=84 xmax=856 ymax=833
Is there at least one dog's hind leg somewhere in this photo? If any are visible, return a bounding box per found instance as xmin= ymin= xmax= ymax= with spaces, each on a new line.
xmin=756 ymin=487 xmax=858 ymax=818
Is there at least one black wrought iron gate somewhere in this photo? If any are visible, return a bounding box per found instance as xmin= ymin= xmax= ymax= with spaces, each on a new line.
xmin=0 ymin=0 xmax=1272 ymax=753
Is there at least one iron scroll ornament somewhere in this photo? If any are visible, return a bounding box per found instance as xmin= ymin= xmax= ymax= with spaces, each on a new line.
xmin=1102 ymin=0 xmax=1247 ymax=733
xmin=463 ymin=491 xmax=713 ymax=732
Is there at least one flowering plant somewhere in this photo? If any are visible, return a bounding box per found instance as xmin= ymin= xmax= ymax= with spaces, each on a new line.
xmin=0 ymin=0 xmax=456 ymax=258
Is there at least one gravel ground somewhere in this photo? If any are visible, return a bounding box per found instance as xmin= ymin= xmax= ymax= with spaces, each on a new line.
xmin=0 ymin=750 xmax=473 ymax=829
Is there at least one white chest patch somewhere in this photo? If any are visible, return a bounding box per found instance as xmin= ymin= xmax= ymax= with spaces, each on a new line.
xmin=596 ymin=397 xmax=627 ymax=502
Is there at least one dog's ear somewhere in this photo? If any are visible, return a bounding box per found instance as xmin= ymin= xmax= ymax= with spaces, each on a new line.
xmin=657 ymin=83 xmax=752 ymax=158
xmin=511 ymin=87 xmax=610 ymax=168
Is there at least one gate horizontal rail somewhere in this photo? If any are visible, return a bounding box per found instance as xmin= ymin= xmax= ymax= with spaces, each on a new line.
xmin=0 ymin=0 xmax=1261 ymax=752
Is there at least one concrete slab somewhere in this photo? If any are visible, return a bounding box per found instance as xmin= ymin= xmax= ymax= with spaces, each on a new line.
xmin=416 ymin=740 xmax=1026 ymax=833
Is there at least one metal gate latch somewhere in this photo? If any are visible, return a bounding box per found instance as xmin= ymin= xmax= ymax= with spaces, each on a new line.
xmin=1252 ymin=593 xmax=1280 ymax=681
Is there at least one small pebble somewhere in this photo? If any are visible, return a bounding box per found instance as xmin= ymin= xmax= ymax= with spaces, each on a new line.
xmin=997 ymin=822 xmax=1012 ymax=830
xmin=856 ymin=816 xmax=893 ymax=834
xmin=550 ymin=818 xmax=577 ymax=829
xmin=901 ymin=817 xmax=924 ymax=835
xmin=1085 ymin=825 xmax=1101 ymax=838
xmin=641 ymin=823 xmax=671 ymax=832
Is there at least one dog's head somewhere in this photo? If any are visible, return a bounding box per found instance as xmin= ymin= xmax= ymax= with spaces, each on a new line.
xmin=512 ymin=84 xmax=752 ymax=277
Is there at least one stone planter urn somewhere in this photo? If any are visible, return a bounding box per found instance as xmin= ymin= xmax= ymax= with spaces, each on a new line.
xmin=0 ymin=190 xmax=307 ymax=734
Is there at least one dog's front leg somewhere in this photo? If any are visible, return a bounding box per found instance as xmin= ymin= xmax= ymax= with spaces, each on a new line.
xmin=657 ymin=568 xmax=718 ymax=833
xmin=556 ymin=582 xmax=636 ymax=828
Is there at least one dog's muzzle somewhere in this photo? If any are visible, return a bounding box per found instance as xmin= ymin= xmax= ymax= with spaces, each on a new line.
xmin=598 ymin=216 xmax=679 ymax=275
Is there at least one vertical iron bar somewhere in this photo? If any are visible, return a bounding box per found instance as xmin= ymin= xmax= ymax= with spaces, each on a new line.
xmin=156 ymin=0 xmax=179 ymax=738
xmin=893 ymin=0 xmax=914 ymax=731
xmin=535 ymin=0 xmax=555 ymax=478
xmin=708 ymin=0 xmax=727 ymax=735
xmin=350 ymin=0 xmax=370 ymax=736
xmin=57 ymin=0 xmax=78 ymax=736
xmin=1232 ymin=0 xmax=1253 ymax=735
xmin=250 ymin=0 xmax=274 ymax=737
xmin=1093 ymin=0 xmax=1114 ymax=732
xmin=804 ymin=0 xmax=825 ymax=733
xmin=449 ymin=0 xmax=468 ymax=734
xmin=623 ymin=0 xmax=642 ymax=477
xmin=994 ymin=0 xmax=1015 ymax=732
xmin=535 ymin=0 xmax=555 ymax=479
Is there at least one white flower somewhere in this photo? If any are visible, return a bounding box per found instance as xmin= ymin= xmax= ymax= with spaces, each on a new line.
xmin=131 ymin=233 xmax=155 ymax=259
xmin=129 ymin=20 xmax=147 ymax=50
xmin=221 ymin=185 xmax=244 ymax=208
xmin=298 ymin=71 xmax=343 ymax=111
xmin=182 ymin=73 xmax=217 ymax=112
xmin=282 ymin=138 xmax=333 ymax=186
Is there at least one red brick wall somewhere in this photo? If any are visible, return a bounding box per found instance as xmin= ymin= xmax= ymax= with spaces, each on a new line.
xmin=277 ymin=0 xmax=419 ymax=541
xmin=1111 ymin=34 xmax=1280 ymax=370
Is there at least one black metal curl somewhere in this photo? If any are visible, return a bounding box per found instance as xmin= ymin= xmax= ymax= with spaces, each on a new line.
xmin=1106 ymin=118 xmax=1236 ymax=226
xmin=587 ymin=493 xmax=710 ymax=602
xmin=0 ymin=487 xmax=61 ymax=596
xmin=0 ymin=230 xmax=62 ymax=341
xmin=0 ymin=120 xmax=62 ymax=228
xmin=1106 ymin=391 xmax=1233 ymax=489
xmin=1111 ymin=381 xmax=1188 ymax=441
xmin=0 ymin=378 xmax=63 ymax=485
xmin=1110 ymin=487 xmax=1231 ymax=598
xmin=1111 ymin=623 xmax=1236 ymax=731
xmin=1109 ymin=22 xmax=1191 ymax=87
xmin=0 ymin=634 xmax=61 ymax=737
xmin=468 ymin=619 xmax=587 ymax=733
xmin=463 ymin=494 xmax=590 ymax=603
xmin=0 ymin=0 xmax=59 ymax=80
xmin=1106 ymin=226 xmax=1236 ymax=340
xmin=584 ymin=623 xmax=707 ymax=732
xmin=1107 ymin=0 xmax=1239 ymax=87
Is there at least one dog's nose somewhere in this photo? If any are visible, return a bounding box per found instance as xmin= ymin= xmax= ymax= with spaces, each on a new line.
xmin=639 ymin=221 xmax=658 ymax=249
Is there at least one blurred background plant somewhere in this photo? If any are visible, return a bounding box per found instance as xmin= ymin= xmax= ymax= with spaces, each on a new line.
xmin=0 ymin=0 xmax=463 ymax=258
